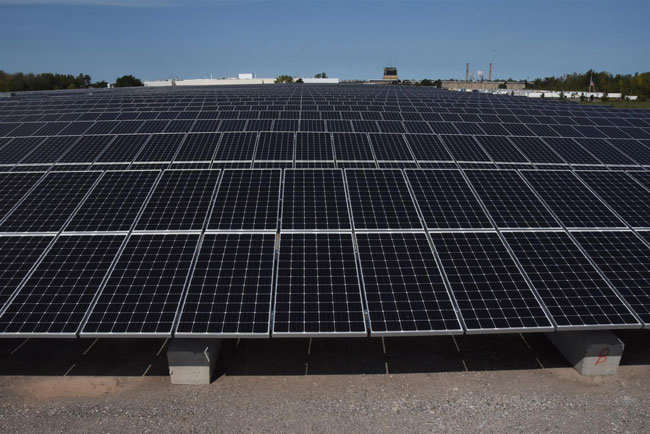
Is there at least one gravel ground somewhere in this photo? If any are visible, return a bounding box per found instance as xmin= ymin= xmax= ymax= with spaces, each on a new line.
xmin=1 ymin=333 xmax=648 ymax=433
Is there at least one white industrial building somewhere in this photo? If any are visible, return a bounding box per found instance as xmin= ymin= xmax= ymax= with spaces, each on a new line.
xmin=144 ymin=74 xmax=339 ymax=87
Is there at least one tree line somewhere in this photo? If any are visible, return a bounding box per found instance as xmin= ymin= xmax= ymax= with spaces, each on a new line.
xmin=0 ymin=71 xmax=144 ymax=92
xmin=525 ymin=70 xmax=650 ymax=100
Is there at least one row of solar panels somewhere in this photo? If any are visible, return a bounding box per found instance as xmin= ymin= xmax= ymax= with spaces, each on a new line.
xmin=1 ymin=133 xmax=649 ymax=169
xmin=2 ymin=168 xmax=650 ymax=234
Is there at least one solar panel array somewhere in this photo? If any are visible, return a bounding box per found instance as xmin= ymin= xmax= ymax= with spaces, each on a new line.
xmin=1 ymin=84 xmax=649 ymax=338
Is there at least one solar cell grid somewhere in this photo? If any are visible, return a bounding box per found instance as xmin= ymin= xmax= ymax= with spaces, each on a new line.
xmin=575 ymin=138 xmax=636 ymax=165
xmin=503 ymin=231 xmax=639 ymax=328
xmin=369 ymin=133 xmax=414 ymax=161
xmin=507 ymin=136 xmax=565 ymax=164
xmin=209 ymin=169 xmax=281 ymax=231
xmin=430 ymin=232 xmax=552 ymax=332
xmin=440 ymin=134 xmax=491 ymax=162
xmin=135 ymin=169 xmax=220 ymax=231
xmin=56 ymin=135 xmax=114 ymax=164
xmin=254 ymin=132 xmax=294 ymax=161
xmin=0 ymin=234 xmax=125 ymax=335
xmin=174 ymin=132 xmax=220 ymax=162
xmin=273 ymin=233 xmax=366 ymax=335
xmin=404 ymin=134 xmax=452 ymax=161
xmin=542 ymin=137 xmax=601 ymax=165
xmin=332 ymin=132 xmax=374 ymax=161
xmin=19 ymin=136 xmax=78 ymax=164
xmin=356 ymin=232 xmax=462 ymax=334
xmin=464 ymin=169 xmax=561 ymax=229
xmin=65 ymin=170 xmax=159 ymax=232
xmin=522 ymin=170 xmax=626 ymax=228
xmin=474 ymin=135 xmax=529 ymax=163
xmin=214 ymin=132 xmax=257 ymax=161
xmin=94 ymin=134 xmax=149 ymax=163
xmin=175 ymin=233 xmax=275 ymax=336
xmin=282 ymin=169 xmax=351 ymax=230
xmin=345 ymin=169 xmax=422 ymax=230
xmin=0 ymin=235 xmax=54 ymax=311
xmin=405 ymin=169 xmax=492 ymax=229
xmin=573 ymin=231 xmax=650 ymax=325
xmin=133 ymin=133 xmax=184 ymax=162
xmin=81 ymin=233 xmax=200 ymax=336
xmin=0 ymin=171 xmax=101 ymax=233
xmin=295 ymin=132 xmax=334 ymax=161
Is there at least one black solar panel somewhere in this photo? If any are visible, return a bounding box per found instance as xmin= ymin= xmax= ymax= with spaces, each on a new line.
xmin=255 ymin=132 xmax=294 ymax=161
xmin=94 ymin=134 xmax=149 ymax=163
xmin=404 ymin=134 xmax=452 ymax=161
xmin=332 ymin=132 xmax=374 ymax=161
xmin=543 ymin=137 xmax=601 ymax=165
xmin=475 ymin=135 xmax=529 ymax=163
xmin=174 ymin=132 xmax=220 ymax=162
xmin=573 ymin=231 xmax=650 ymax=325
xmin=295 ymin=132 xmax=334 ymax=161
xmin=440 ymin=134 xmax=492 ymax=162
xmin=0 ymin=235 xmax=53 ymax=311
xmin=405 ymin=169 xmax=492 ymax=229
xmin=282 ymin=169 xmax=351 ymax=230
xmin=273 ymin=233 xmax=365 ymax=335
xmin=214 ymin=132 xmax=257 ymax=161
xmin=575 ymin=138 xmax=636 ymax=165
xmin=56 ymin=135 xmax=114 ymax=164
xmin=19 ymin=136 xmax=77 ymax=164
xmin=345 ymin=169 xmax=422 ymax=230
xmin=81 ymin=233 xmax=200 ymax=336
xmin=175 ymin=233 xmax=275 ymax=336
xmin=522 ymin=170 xmax=625 ymax=228
xmin=133 ymin=133 xmax=184 ymax=162
xmin=369 ymin=133 xmax=413 ymax=161
xmin=208 ymin=169 xmax=281 ymax=231
xmin=507 ymin=136 xmax=565 ymax=164
xmin=0 ymin=137 xmax=46 ymax=164
xmin=0 ymin=172 xmax=45 ymax=221
xmin=0 ymin=171 xmax=101 ymax=233
xmin=577 ymin=171 xmax=650 ymax=228
xmin=356 ymin=232 xmax=462 ymax=335
xmin=503 ymin=231 xmax=639 ymax=328
xmin=0 ymin=234 xmax=125 ymax=335
xmin=464 ymin=169 xmax=561 ymax=229
xmin=430 ymin=231 xmax=552 ymax=332
xmin=64 ymin=170 xmax=159 ymax=232
xmin=135 ymin=169 xmax=220 ymax=231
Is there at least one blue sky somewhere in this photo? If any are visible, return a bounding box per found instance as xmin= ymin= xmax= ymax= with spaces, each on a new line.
xmin=1 ymin=0 xmax=648 ymax=82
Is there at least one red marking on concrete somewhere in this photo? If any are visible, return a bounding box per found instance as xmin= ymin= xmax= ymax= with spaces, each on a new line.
xmin=595 ymin=347 xmax=610 ymax=365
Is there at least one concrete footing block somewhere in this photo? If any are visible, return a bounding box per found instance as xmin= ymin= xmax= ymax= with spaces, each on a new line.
xmin=167 ymin=339 xmax=221 ymax=385
xmin=545 ymin=331 xmax=624 ymax=376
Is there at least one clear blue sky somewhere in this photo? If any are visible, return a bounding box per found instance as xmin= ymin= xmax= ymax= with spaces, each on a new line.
xmin=1 ymin=0 xmax=648 ymax=82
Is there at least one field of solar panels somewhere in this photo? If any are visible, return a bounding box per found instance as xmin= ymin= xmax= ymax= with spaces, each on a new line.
xmin=1 ymin=84 xmax=650 ymax=430
xmin=1 ymin=85 xmax=650 ymax=341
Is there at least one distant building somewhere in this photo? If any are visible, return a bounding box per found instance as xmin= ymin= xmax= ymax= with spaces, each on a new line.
xmin=441 ymin=80 xmax=525 ymax=90
xmin=383 ymin=66 xmax=398 ymax=80
xmin=238 ymin=73 xmax=254 ymax=80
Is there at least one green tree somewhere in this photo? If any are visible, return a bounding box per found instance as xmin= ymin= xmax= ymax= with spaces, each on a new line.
xmin=275 ymin=75 xmax=294 ymax=83
xmin=434 ymin=79 xmax=442 ymax=88
xmin=498 ymin=81 xmax=507 ymax=89
xmin=314 ymin=72 xmax=327 ymax=78
xmin=114 ymin=75 xmax=144 ymax=87
xmin=295 ymin=78 xmax=304 ymax=83
xmin=419 ymin=79 xmax=433 ymax=86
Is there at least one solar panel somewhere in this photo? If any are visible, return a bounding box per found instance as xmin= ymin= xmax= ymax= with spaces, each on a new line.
xmin=273 ymin=233 xmax=366 ymax=336
xmin=572 ymin=231 xmax=650 ymax=325
xmin=575 ymin=138 xmax=636 ymax=165
xmin=208 ymin=169 xmax=281 ymax=231
xmin=19 ymin=136 xmax=77 ymax=164
xmin=440 ymin=134 xmax=492 ymax=162
xmin=507 ymin=136 xmax=565 ymax=164
xmin=135 ymin=169 xmax=220 ymax=231
xmin=94 ymin=134 xmax=149 ymax=163
xmin=405 ymin=169 xmax=492 ymax=229
xmin=174 ymin=132 xmax=220 ymax=162
xmin=430 ymin=231 xmax=552 ymax=332
xmin=0 ymin=172 xmax=45 ymax=221
xmin=175 ymin=233 xmax=275 ymax=336
xmin=281 ymin=169 xmax=351 ymax=230
xmin=64 ymin=170 xmax=159 ymax=232
xmin=295 ymin=132 xmax=334 ymax=161
xmin=214 ymin=132 xmax=257 ymax=161
xmin=0 ymin=234 xmax=125 ymax=335
xmin=522 ymin=170 xmax=626 ymax=228
xmin=607 ymin=139 xmax=650 ymax=165
xmin=0 ymin=137 xmax=46 ymax=165
xmin=255 ymin=132 xmax=294 ymax=161
xmin=133 ymin=133 xmax=184 ymax=163
xmin=356 ymin=232 xmax=462 ymax=335
xmin=474 ymin=135 xmax=529 ymax=163
xmin=332 ymin=132 xmax=374 ymax=161
xmin=369 ymin=133 xmax=414 ymax=161
xmin=464 ymin=169 xmax=561 ymax=229
xmin=56 ymin=135 xmax=114 ymax=164
xmin=542 ymin=137 xmax=601 ymax=165
xmin=503 ymin=231 xmax=639 ymax=328
xmin=345 ymin=169 xmax=422 ymax=230
xmin=81 ymin=233 xmax=199 ymax=336
xmin=0 ymin=235 xmax=53 ymax=311
xmin=577 ymin=171 xmax=650 ymax=228
xmin=404 ymin=134 xmax=453 ymax=161
xmin=0 ymin=171 xmax=101 ymax=233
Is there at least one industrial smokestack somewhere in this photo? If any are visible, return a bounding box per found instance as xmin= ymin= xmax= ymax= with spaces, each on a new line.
xmin=466 ymin=63 xmax=469 ymax=81
xmin=489 ymin=63 xmax=492 ymax=81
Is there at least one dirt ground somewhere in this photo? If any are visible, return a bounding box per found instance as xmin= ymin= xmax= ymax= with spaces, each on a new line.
xmin=1 ymin=332 xmax=649 ymax=433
